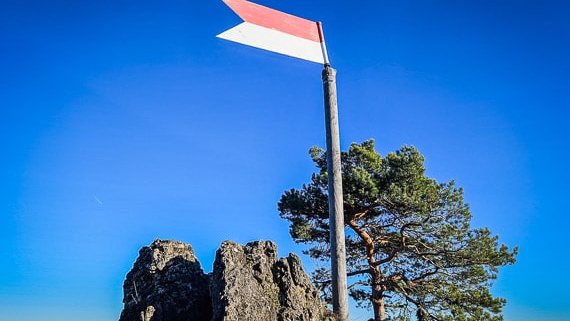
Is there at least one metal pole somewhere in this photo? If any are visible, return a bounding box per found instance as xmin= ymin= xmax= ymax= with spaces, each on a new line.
xmin=322 ymin=65 xmax=349 ymax=321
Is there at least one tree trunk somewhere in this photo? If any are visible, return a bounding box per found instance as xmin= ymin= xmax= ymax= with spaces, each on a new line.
xmin=371 ymin=275 xmax=386 ymax=321
xmin=371 ymin=292 xmax=386 ymax=320
xmin=347 ymin=217 xmax=386 ymax=321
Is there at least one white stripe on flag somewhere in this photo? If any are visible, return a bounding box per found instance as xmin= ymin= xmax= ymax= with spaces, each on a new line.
xmin=217 ymin=22 xmax=325 ymax=64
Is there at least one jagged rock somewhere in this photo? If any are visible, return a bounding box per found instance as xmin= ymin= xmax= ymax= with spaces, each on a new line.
xmin=119 ymin=239 xmax=334 ymax=321
xmin=274 ymin=254 xmax=331 ymax=321
xmin=210 ymin=241 xmax=280 ymax=320
xmin=118 ymin=239 xmax=212 ymax=321
xmin=210 ymin=240 xmax=333 ymax=321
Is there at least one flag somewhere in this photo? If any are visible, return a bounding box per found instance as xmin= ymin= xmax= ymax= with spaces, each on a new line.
xmin=217 ymin=0 xmax=329 ymax=64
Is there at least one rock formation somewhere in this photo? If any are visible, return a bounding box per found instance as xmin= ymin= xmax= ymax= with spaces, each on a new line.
xmin=211 ymin=240 xmax=332 ymax=321
xmin=118 ymin=239 xmax=334 ymax=321
xmin=118 ymin=240 xmax=212 ymax=321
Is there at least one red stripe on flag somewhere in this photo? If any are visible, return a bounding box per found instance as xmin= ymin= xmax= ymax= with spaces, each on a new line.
xmin=223 ymin=0 xmax=320 ymax=43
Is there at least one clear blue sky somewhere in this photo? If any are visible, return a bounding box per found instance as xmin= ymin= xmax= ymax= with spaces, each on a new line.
xmin=1 ymin=1 xmax=569 ymax=320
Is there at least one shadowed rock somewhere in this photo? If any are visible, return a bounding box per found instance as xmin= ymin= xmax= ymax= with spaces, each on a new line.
xmin=118 ymin=239 xmax=212 ymax=321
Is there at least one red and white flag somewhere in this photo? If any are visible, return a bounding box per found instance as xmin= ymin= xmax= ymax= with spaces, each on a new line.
xmin=217 ymin=0 xmax=329 ymax=64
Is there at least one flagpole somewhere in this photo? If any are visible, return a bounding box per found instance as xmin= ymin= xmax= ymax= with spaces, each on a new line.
xmin=217 ymin=3 xmax=349 ymax=318
xmin=318 ymin=22 xmax=349 ymax=321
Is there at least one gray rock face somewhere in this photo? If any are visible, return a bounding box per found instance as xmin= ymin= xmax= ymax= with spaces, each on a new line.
xmin=118 ymin=239 xmax=212 ymax=321
xmin=211 ymin=240 xmax=333 ymax=321
xmin=119 ymin=239 xmax=334 ymax=321
xmin=210 ymin=240 xmax=281 ymax=320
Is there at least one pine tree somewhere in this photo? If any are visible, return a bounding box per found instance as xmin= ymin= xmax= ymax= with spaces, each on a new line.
xmin=278 ymin=140 xmax=517 ymax=321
